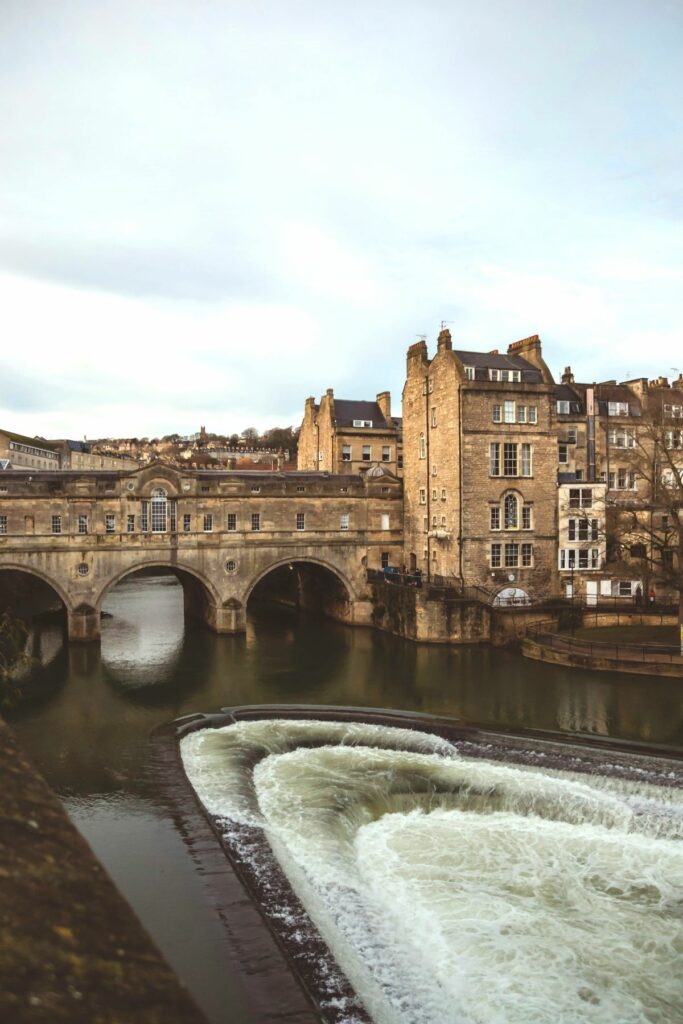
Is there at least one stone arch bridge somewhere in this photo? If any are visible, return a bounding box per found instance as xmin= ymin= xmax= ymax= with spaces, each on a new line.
xmin=0 ymin=463 xmax=403 ymax=641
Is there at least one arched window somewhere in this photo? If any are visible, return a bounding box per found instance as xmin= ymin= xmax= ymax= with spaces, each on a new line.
xmin=151 ymin=487 xmax=167 ymax=533
xmin=419 ymin=433 xmax=426 ymax=459
xmin=504 ymin=493 xmax=518 ymax=530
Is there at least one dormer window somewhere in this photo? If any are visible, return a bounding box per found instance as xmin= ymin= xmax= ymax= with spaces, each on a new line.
xmin=608 ymin=401 xmax=629 ymax=416
xmin=557 ymin=401 xmax=571 ymax=415
xmin=464 ymin=366 xmax=475 ymax=380
xmin=352 ymin=419 xmax=373 ymax=428
xmin=489 ymin=368 xmax=520 ymax=382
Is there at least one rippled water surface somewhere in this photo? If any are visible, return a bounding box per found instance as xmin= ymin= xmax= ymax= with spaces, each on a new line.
xmin=8 ymin=576 xmax=683 ymax=1024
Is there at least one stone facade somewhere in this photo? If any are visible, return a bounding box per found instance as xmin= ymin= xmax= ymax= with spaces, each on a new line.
xmin=298 ymin=389 xmax=403 ymax=476
xmin=0 ymin=462 xmax=403 ymax=640
xmin=402 ymin=330 xmax=559 ymax=602
xmin=554 ymin=369 xmax=683 ymax=603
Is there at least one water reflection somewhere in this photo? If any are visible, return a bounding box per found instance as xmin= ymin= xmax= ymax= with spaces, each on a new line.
xmin=6 ymin=576 xmax=683 ymax=1024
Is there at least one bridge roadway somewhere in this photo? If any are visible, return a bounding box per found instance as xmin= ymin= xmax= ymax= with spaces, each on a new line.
xmin=0 ymin=462 xmax=403 ymax=640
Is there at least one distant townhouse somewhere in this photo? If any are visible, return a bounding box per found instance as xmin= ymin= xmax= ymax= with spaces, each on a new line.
xmin=298 ymin=389 xmax=403 ymax=477
xmin=0 ymin=429 xmax=61 ymax=470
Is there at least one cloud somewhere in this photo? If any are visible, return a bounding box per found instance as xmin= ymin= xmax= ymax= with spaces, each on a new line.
xmin=1 ymin=0 xmax=681 ymax=436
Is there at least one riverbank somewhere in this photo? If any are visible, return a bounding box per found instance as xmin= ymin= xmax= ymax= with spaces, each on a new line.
xmin=0 ymin=716 xmax=205 ymax=1024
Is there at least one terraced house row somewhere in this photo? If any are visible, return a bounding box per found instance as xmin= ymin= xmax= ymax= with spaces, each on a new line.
xmin=301 ymin=329 xmax=682 ymax=605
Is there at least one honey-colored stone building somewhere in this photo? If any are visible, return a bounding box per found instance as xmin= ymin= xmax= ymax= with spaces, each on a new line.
xmin=298 ymin=389 xmax=403 ymax=476
xmin=402 ymin=330 xmax=559 ymax=602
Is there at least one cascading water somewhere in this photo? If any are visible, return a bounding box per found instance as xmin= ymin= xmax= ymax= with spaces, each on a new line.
xmin=181 ymin=720 xmax=683 ymax=1024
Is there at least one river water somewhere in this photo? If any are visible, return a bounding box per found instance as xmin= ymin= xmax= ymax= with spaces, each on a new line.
xmin=8 ymin=575 xmax=683 ymax=1024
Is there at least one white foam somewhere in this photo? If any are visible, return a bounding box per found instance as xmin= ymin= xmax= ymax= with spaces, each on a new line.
xmin=180 ymin=720 xmax=683 ymax=1023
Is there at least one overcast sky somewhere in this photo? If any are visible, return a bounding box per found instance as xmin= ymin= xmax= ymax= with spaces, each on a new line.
xmin=2 ymin=0 xmax=682 ymax=439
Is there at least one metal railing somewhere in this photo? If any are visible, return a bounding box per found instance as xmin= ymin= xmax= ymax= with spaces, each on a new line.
xmin=525 ymin=619 xmax=681 ymax=664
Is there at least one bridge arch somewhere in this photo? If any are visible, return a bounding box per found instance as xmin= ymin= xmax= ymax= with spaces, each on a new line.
xmin=94 ymin=560 xmax=224 ymax=630
xmin=244 ymin=555 xmax=358 ymax=606
xmin=244 ymin=556 xmax=359 ymax=626
xmin=0 ymin=562 xmax=72 ymax=612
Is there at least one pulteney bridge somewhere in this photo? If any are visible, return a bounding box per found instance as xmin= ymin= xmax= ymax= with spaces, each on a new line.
xmin=0 ymin=462 xmax=403 ymax=641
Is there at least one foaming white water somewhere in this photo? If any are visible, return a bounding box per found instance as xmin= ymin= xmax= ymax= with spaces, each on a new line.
xmin=181 ymin=720 xmax=683 ymax=1024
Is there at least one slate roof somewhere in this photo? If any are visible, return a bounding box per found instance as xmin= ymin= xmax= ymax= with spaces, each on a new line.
xmin=453 ymin=350 xmax=543 ymax=383
xmin=0 ymin=428 xmax=58 ymax=452
xmin=332 ymin=400 xmax=391 ymax=429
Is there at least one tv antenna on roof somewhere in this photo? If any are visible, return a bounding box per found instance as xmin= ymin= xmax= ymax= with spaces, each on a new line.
xmin=672 ymin=367 xmax=681 ymax=375
xmin=440 ymin=320 xmax=453 ymax=330
xmin=416 ymin=333 xmax=427 ymax=341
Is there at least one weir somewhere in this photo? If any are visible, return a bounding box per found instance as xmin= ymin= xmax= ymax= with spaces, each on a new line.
xmin=174 ymin=707 xmax=683 ymax=1024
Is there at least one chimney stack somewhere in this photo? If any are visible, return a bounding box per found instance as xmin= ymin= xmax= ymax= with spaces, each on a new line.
xmin=376 ymin=391 xmax=391 ymax=421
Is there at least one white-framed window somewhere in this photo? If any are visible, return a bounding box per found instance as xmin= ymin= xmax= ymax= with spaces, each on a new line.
xmin=503 ymin=400 xmax=515 ymax=423
xmin=382 ymin=446 xmax=391 ymax=461
xmin=608 ymin=401 xmax=629 ymax=416
xmin=362 ymin=445 xmax=371 ymax=461
xmin=504 ymin=493 xmax=518 ymax=529
xmin=419 ymin=488 xmax=426 ymax=505
xmin=490 ymin=543 xmax=501 ymax=567
xmin=521 ymin=543 xmax=533 ymax=567
xmin=609 ymin=427 xmax=636 ymax=448
xmin=559 ymin=548 xmax=600 ymax=569
xmin=528 ymin=406 xmax=538 ymax=424
xmin=490 ymin=443 xmax=500 ymax=476
xmin=664 ymin=430 xmax=683 ymax=449
xmin=517 ymin=405 xmax=527 ymax=423
xmin=559 ymin=442 xmax=568 ymax=464
xmin=78 ymin=514 xmax=88 ymax=535
xmin=504 ymin=543 xmax=519 ymax=567
xmin=127 ymin=514 xmax=136 ymax=533
xmin=490 ymin=506 xmax=500 ymax=530
xmin=431 ymin=408 xmax=437 ymax=428
xmin=503 ymin=443 xmax=517 ymax=476
xmin=568 ymin=518 xmax=599 ymax=541
xmin=340 ymin=513 xmax=349 ymax=531
xmin=568 ymin=487 xmax=593 ymax=508
xmin=381 ymin=513 xmax=390 ymax=530
xmin=151 ymin=487 xmax=167 ymax=533
xmin=227 ymin=513 xmax=237 ymax=531
xmin=203 ymin=513 xmax=213 ymax=532
xmin=419 ymin=433 xmax=426 ymax=459
xmin=0 ymin=515 xmax=6 ymax=534
xmin=342 ymin=444 xmax=352 ymax=461
xmin=105 ymin=514 xmax=115 ymax=534
xmin=567 ymin=427 xmax=577 ymax=442
xmin=251 ymin=513 xmax=260 ymax=531
xmin=51 ymin=515 xmax=62 ymax=534
xmin=464 ymin=366 xmax=475 ymax=380
xmin=663 ymin=404 xmax=683 ymax=419
xmin=183 ymin=513 xmax=191 ymax=532
xmin=521 ymin=444 xmax=532 ymax=476
xmin=490 ymin=368 xmax=520 ymax=382
xmin=296 ymin=512 xmax=305 ymax=531
xmin=492 ymin=404 xmax=502 ymax=423
xmin=557 ymin=400 xmax=570 ymax=415
xmin=353 ymin=419 xmax=373 ymax=428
